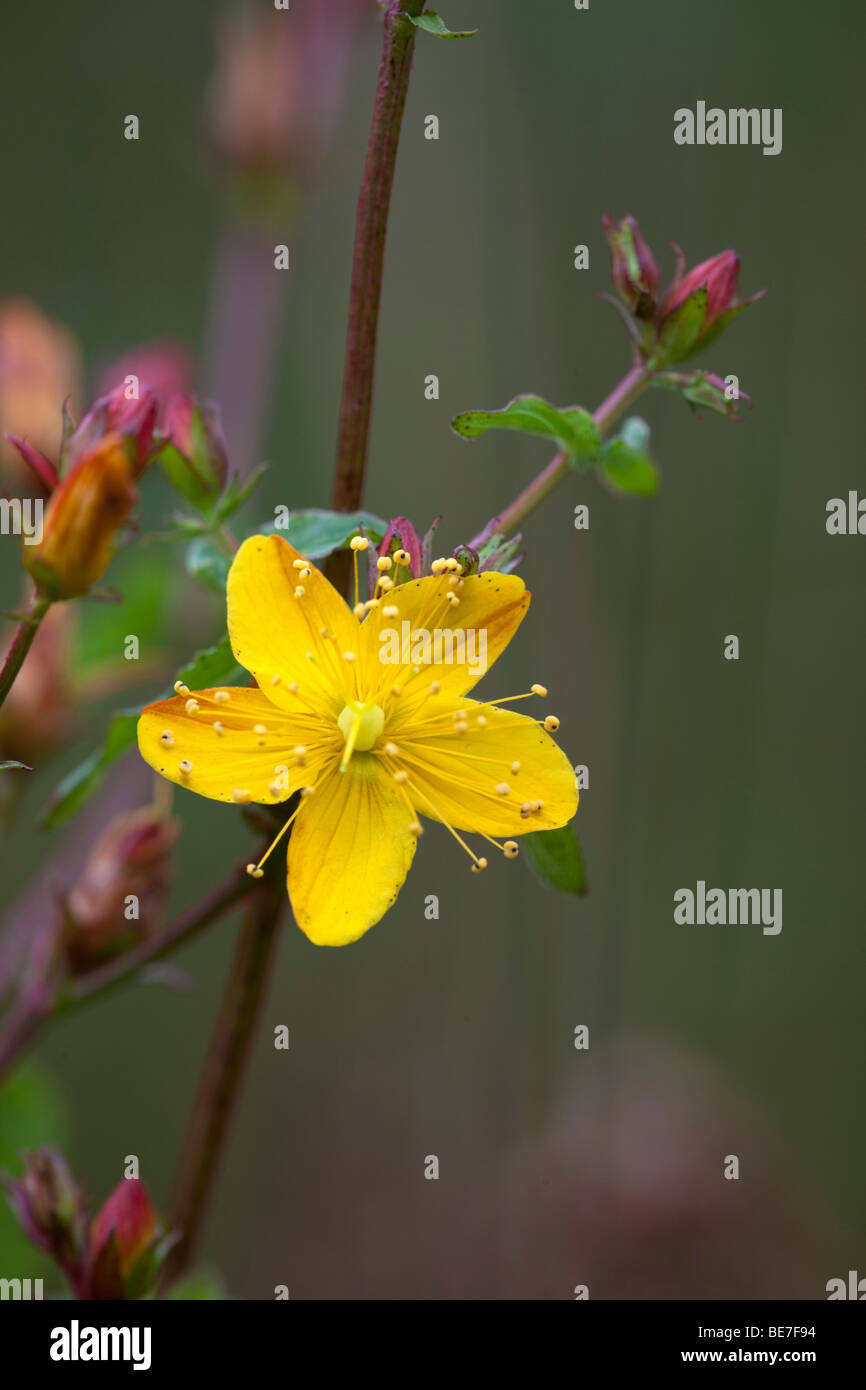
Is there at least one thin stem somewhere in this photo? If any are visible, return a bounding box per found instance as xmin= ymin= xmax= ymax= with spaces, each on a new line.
xmin=469 ymin=364 xmax=650 ymax=548
xmin=0 ymin=595 xmax=51 ymax=712
xmin=0 ymin=858 xmax=254 ymax=1085
xmin=161 ymin=852 xmax=286 ymax=1286
xmin=330 ymin=1 xmax=425 ymax=514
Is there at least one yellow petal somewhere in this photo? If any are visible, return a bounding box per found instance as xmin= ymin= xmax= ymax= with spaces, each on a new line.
xmin=138 ymin=687 xmax=337 ymax=803
xmin=358 ymin=570 xmax=529 ymax=705
xmin=394 ymin=697 xmax=577 ymax=835
xmin=287 ymin=758 xmax=416 ymax=946
xmin=227 ymin=534 xmax=359 ymax=717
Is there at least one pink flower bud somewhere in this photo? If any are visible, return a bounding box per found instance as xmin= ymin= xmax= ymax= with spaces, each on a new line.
xmin=87 ymin=1178 xmax=161 ymax=1299
xmin=3 ymin=1149 xmax=88 ymax=1286
xmin=661 ymin=249 xmax=740 ymax=328
xmin=603 ymin=213 xmax=659 ymax=318
xmin=66 ymin=384 xmax=158 ymax=476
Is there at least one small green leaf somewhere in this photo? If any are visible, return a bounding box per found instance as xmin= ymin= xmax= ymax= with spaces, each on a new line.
xmin=522 ymin=824 xmax=587 ymax=896
xmin=186 ymin=536 xmax=230 ymax=594
xmin=213 ymin=462 xmax=270 ymax=523
xmin=44 ymin=638 xmax=246 ymax=827
xmin=451 ymin=395 xmax=599 ymax=462
xmin=650 ymin=287 xmax=707 ymax=367
xmin=255 ymin=510 xmax=387 ymax=560
xmin=600 ymin=417 xmax=659 ymax=496
xmin=406 ymin=12 xmax=478 ymax=38
xmin=0 ymin=760 xmax=31 ymax=772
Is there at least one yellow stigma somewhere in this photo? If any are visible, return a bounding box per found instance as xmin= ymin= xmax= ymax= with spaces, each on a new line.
xmin=338 ymin=700 xmax=386 ymax=771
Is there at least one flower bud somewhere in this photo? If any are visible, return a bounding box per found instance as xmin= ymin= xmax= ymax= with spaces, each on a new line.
xmin=63 ymin=805 xmax=180 ymax=970
xmin=159 ymin=394 xmax=229 ymax=508
xmin=96 ymin=342 xmax=192 ymax=413
xmin=24 ymin=434 xmax=136 ymax=599
xmin=87 ymin=1178 xmax=162 ymax=1300
xmin=3 ymin=1149 xmax=88 ymax=1285
xmin=65 ymin=384 xmax=158 ymax=477
xmin=660 ymin=249 xmax=740 ymax=329
xmin=603 ymin=213 xmax=659 ymax=318
xmin=0 ymin=300 xmax=81 ymax=490
xmin=376 ymin=516 xmax=422 ymax=586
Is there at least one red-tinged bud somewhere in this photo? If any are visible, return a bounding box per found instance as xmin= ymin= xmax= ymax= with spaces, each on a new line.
xmin=661 ymin=249 xmax=740 ymax=328
xmin=0 ymin=602 xmax=75 ymax=763
xmin=66 ymin=384 xmax=158 ymax=477
xmin=87 ymin=1178 xmax=162 ymax=1300
xmin=159 ymin=394 xmax=228 ymax=507
xmin=3 ymin=1149 xmax=88 ymax=1286
xmin=0 ymin=300 xmax=81 ymax=491
xmin=378 ymin=516 xmax=422 ymax=580
xmin=63 ymin=805 xmax=180 ymax=971
xmin=24 ymin=433 xmax=137 ymax=599
xmin=96 ymin=342 xmax=193 ymax=417
xmin=603 ymin=213 xmax=659 ymax=319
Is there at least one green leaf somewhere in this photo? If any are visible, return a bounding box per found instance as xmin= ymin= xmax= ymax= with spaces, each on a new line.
xmin=522 ymin=823 xmax=588 ymax=896
xmin=650 ymin=287 xmax=707 ymax=367
xmin=44 ymin=638 xmax=246 ymax=827
xmin=406 ymin=12 xmax=478 ymax=38
xmin=255 ymin=509 xmax=387 ymax=559
xmin=600 ymin=417 xmax=659 ymax=496
xmin=186 ymin=536 xmax=230 ymax=594
xmin=167 ymin=1269 xmax=226 ymax=1300
xmin=213 ymin=462 xmax=270 ymax=523
xmin=0 ymin=761 xmax=31 ymax=772
xmin=651 ymin=369 xmax=750 ymax=419
xmin=44 ymin=709 xmax=141 ymax=828
xmin=451 ymin=395 xmax=599 ymax=462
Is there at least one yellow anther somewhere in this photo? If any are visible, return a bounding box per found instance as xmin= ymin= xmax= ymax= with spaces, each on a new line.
xmin=531 ymin=683 xmax=548 ymax=697
xmin=445 ymin=557 xmax=461 ymax=572
xmin=504 ymin=841 xmax=519 ymax=859
xmin=301 ymin=785 xmax=315 ymax=797
xmin=353 ymin=603 xmax=366 ymax=618
xmin=409 ymin=820 xmax=423 ymax=837
xmin=179 ymin=760 xmax=193 ymax=775
xmin=544 ymin=715 xmax=560 ymax=732
xmin=350 ymin=536 xmax=369 ymax=551
xmin=364 ymin=598 xmax=381 ymax=611
xmin=293 ymin=745 xmax=307 ymax=764
xmin=254 ymin=724 xmax=267 ymax=735
xmin=476 ymin=715 xmax=487 ymax=728
xmin=232 ymin=789 xmax=252 ymax=803
xmin=270 ymin=673 xmax=281 ymax=686
xmin=294 ymin=585 xmax=305 ymax=598
xmin=393 ymin=549 xmax=411 ymax=566
xmin=320 ymin=627 xmax=330 ymax=638
xmin=378 ymin=575 xmax=394 ymax=592
xmin=454 ymin=720 xmax=469 ymax=735
xmin=430 ymin=681 xmax=440 ymax=694
xmin=495 ymin=782 xmax=510 ymax=796
xmin=185 ymin=699 xmax=200 ymax=716
xmin=173 ymin=680 xmax=190 ymax=696
xmin=520 ymin=802 xmax=532 ymax=818
xmin=292 ymin=558 xmax=308 ymax=569
xmin=393 ymin=770 xmax=408 ymax=784
xmin=384 ymin=742 xmax=399 ymax=756
xmin=268 ymin=781 xmax=284 ymax=798
xmin=377 ymin=555 xmax=393 ymax=572
xmin=299 ymin=567 xmax=311 ymax=579
xmin=160 ymin=730 xmax=174 ymax=746
xmin=214 ymin=722 xmax=225 ymax=736
xmin=246 ymin=864 xmax=264 ymax=879
xmin=214 ymin=691 xmax=230 ymax=704
xmin=431 ymin=557 xmax=448 ymax=574
xmin=343 ymin=651 xmax=356 ymax=663
xmin=511 ymin=761 xmax=521 ymax=774
xmin=471 ymin=857 xmax=489 ymax=874
xmin=446 ymin=592 xmax=460 ymax=606
xmin=288 ymin=682 xmax=298 ymax=694
xmin=383 ymin=605 xmax=399 ymax=618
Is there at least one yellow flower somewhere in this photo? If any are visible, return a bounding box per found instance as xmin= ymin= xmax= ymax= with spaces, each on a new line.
xmin=137 ymin=535 xmax=578 ymax=946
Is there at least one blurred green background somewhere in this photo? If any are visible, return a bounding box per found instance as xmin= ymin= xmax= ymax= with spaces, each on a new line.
xmin=1 ymin=0 xmax=864 ymax=1297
